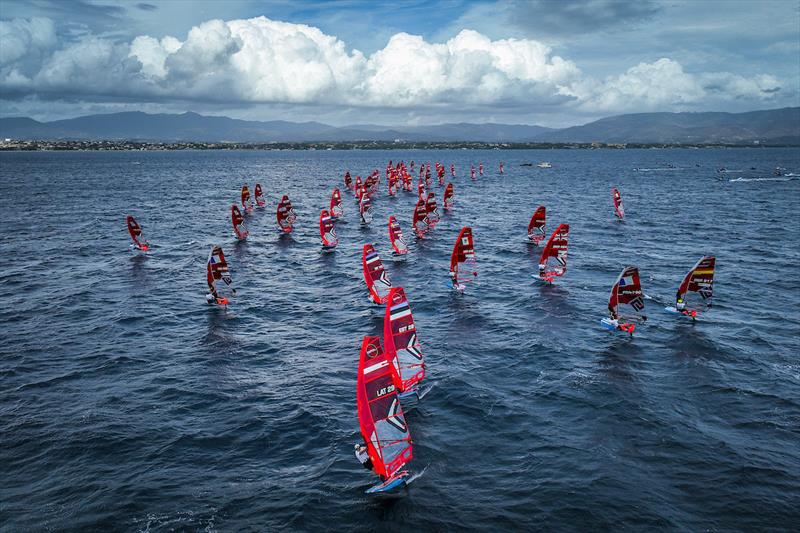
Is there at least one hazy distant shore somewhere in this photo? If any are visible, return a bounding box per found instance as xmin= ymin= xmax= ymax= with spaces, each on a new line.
xmin=2 ymin=139 xmax=797 ymax=152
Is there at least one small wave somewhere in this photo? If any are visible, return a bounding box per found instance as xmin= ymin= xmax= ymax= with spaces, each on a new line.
xmin=729 ymin=176 xmax=799 ymax=182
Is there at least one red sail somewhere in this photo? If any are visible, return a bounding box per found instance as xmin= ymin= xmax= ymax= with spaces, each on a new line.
xmin=676 ymin=256 xmax=715 ymax=313
xmin=241 ymin=185 xmax=254 ymax=213
xmin=231 ymin=204 xmax=249 ymax=240
xmin=126 ymin=215 xmax=149 ymax=251
xmin=608 ymin=266 xmax=646 ymax=321
xmin=330 ymin=188 xmax=343 ymax=219
xmin=538 ymin=223 xmax=569 ymax=280
xmin=254 ymin=183 xmax=266 ymax=207
xmin=384 ymin=287 xmax=425 ymax=392
xmin=425 ymin=192 xmax=439 ymax=227
xmin=388 ymin=216 xmax=409 ymax=256
xmin=443 ymin=183 xmax=454 ymax=210
xmin=611 ymin=187 xmax=625 ymax=219
xmin=362 ymin=244 xmax=392 ymax=304
xmin=206 ymin=245 xmax=235 ymax=305
xmin=527 ymin=205 xmax=546 ymax=244
xmin=450 ymin=226 xmax=477 ymax=286
xmin=276 ymin=194 xmax=296 ymax=233
xmin=356 ymin=336 xmax=413 ymax=480
xmin=319 ymin=209 xmax=338 ymax=249
xmin=412 ymin=198 xmax=429 ymax=238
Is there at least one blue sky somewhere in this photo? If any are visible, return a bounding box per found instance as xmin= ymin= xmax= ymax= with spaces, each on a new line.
xmin=1 ymin=0 xmax=798 ymax=126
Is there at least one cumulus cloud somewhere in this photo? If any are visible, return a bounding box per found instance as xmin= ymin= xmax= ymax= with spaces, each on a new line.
xmin=0 ymin=15 xmax=788 ymax=116
xmin=573 ymin=58 xmax=784 ymax=112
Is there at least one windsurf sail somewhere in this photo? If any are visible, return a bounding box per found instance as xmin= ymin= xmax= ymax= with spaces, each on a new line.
xmin=383 ymin=287 xmax=425 ymax=393
xmin=612 ymin=187 xmax=625 ymax=219
xmin=241 ymin=185 xmax=254 ymax=214
xmin=356 ymin=335 xmax=413 ymax=481
xmin=231 ymin=204 xmax=249 ymax=240
xmin=126 ymin=215 xmax=149 ymax=251
xmin=254 ymin=183 xmax=266 ymax=207
xmin=359 ymin=195 xmax=373 ymax=225
xmin=412 ymin=198 xmax=429 ymax=238
xmin=362 ymin=244 xmax=392 ymax=304
xmin=443 ymin=183 xmax=454 ymax=210
xmin=319 ymin=209 xmax=338 ymax=249
xmin=675 ymin=256 xmax=715 ymax=314
xmin=276 ymin=194 xmax=296 ymax=233
xmin=425 ymin=192 xmax=439 ymax=227
xmin=527 ymin=205 xmax=546 ymax=244
xmin=330 ymin=188 xmax=343 ymax=220
xmin=609 ymin=266 xmax=646 ymax=322
xmin=538 ymin=223 xmax=569 ymax=281
xmin=417 ymin=180 xmax=425 ymax=201
xmin=388 ymin=216 xmax=408 ymax=256
xmin=450 ymin=226 xmax=477 ymax=288
xmin=356 ymin=176 xmax=363 ymax=194
xmin=206 ymin=245 xmax=235 ymax=305
xmin=345 ymin=171 xmax=353 ymax=191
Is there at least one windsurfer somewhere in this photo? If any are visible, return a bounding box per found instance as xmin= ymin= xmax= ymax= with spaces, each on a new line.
xmin=450 ymin=270 xmax=460 ymax=290
xmin=354 ymin=443 xmax=376 ymax=474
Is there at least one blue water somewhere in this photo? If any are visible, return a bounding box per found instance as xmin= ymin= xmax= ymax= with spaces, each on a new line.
xmin=1 ymin=148 xmax=799 ymax=531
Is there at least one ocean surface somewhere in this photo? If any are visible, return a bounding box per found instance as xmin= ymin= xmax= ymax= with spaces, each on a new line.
xmin=1 ymin=148 xmax=799 ymax=531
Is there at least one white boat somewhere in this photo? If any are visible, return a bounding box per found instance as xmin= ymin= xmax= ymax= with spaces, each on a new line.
xmin=537 ymin=162 xmax=552 ymax=168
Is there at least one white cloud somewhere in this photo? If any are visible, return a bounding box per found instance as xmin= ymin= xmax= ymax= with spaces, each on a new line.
xmin=573 ymin=58 xmax=785 ymax=112
xmin=0 ymin=15 xmax=790 ymax=118
xmin=0 ymin=17 xmax=56 ymax=67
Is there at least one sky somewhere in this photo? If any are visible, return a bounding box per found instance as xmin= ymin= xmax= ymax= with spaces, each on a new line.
xmin=1 ymin=0 xmax=798 ymax=127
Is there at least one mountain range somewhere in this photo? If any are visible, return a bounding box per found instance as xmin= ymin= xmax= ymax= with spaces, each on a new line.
xmin=2 ymin=108 xmax=798 ymax=145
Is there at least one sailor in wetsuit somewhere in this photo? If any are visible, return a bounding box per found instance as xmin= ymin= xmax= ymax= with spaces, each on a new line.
xmin=355 ymin=443 xmax=379 ymax=477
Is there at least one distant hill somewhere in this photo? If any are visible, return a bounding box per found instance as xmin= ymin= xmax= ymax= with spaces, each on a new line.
xmin=538 ymin=108 xmax=800 ymax=144
xmin=1 ymin=108 xmax=797 ymax=144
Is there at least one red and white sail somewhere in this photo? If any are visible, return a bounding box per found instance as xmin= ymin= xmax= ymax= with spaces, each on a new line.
xmin=538 ymin=223 xmax=569 ymax=281
xmin=206 ymin=245 xmax=235 ymax=305
xmin=359 ymin=194 xmax=373 ymax=225
xmin=330 ymin=188 xmax=343 ymax=220
xmin=609 ymin=266 xmax=646 ymax=322
xmin=443 ymin=183 xmax=454 ymax=210
xmin=126 ymin=215 xmax=149 ymax=251
xmin=241 ymin=185 xmax=254 ymax=214
xmin=412 ymin=198 xmax=429 ymax=238
xmin=450 ymin=226 xmax=477 ymax=288
xmin=425 ymin=192 xmax=439 ymax=227
xmin=319 ymin=209 xmax=338 ymax=249
xmin=276 ymin=194 xmax=296 ymax=233
xmin=356 ymin=335 xmax=413 ymax=481
xmin=254 ymin=183 xmax=266 ymax=207
xmin=362 ymin=244 xmax=392 ymax=304
xmin=527 ymin=205 xmax=546 ymax=244
xmin=611 ymin=187 xmax=625 ymax=219
xmin=384 ymin=287 xmax=425 ymax=392
xmin=231 ymin=204 xmax=249 ymax=240
xmin=388 ymin=216 xmax=408 ymax=256
xmin=675 ymin=256 xmax=715 ymax=314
